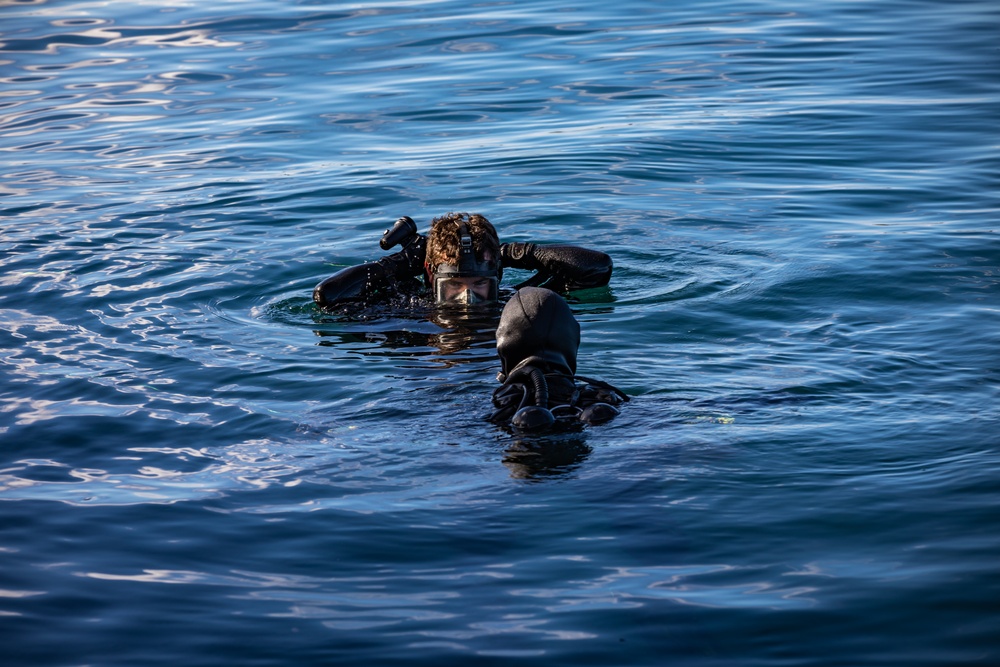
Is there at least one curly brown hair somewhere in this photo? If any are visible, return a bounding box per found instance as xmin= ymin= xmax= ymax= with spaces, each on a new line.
xmin=425 ymin=212 xmax=501 ymax=273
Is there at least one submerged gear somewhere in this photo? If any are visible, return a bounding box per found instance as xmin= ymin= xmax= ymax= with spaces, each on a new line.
xmin=490 ymin=287 xmax=627 ymax=431
xmin=431 ymin=221 xmax=500 ymax=306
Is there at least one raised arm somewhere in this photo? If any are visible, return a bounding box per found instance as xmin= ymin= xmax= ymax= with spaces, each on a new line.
xmin=313 ymin=235 xmax=427 ymax=309
xmin=500 ymin=242 xmax=612 ymax=292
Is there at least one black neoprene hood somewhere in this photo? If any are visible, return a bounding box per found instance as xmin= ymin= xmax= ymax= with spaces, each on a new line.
xmin=496 ymin=287 xmax=580 ymax=378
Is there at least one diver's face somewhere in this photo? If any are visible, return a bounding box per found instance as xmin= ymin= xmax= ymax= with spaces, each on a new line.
xmin=434 ymin=275 xmax=498 ymax=305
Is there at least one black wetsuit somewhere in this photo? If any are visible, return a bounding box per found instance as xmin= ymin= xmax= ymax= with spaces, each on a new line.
xmin=313 ymin=239 xmax=613 ymax=310
xmin=490 ymin=287 xmax=627 ymax=429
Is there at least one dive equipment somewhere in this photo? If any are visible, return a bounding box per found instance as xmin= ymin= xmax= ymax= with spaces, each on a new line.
xmin=432 ymin=221 xmax=500 ymax=305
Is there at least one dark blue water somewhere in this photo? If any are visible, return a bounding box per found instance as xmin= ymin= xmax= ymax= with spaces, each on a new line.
xmin=2 ymin=0 xmax=998 ymax=664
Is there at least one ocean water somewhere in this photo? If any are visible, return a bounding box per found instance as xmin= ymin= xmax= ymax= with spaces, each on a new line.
xmin=1 ymin=0 xmax=999 ymax=664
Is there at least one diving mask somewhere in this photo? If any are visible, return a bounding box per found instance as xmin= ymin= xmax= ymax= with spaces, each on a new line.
xmin=432 ymin=223 xmax=500 ymax=306
xmin=433 ymin=274 xmax=499 ymax=305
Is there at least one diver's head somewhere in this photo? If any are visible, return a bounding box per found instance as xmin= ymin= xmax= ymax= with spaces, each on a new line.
xmin=496 ymin=287 xmax=580 ymax=378
xmin=425 ymin=212 xmax=501 ymax=306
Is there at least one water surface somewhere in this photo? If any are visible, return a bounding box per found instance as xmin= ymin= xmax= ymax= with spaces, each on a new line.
xmin=2 ymin=0 xmax=999 ymax=664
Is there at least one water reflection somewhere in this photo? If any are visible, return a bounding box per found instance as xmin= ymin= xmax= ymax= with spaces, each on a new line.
xmin=429 ymin=306 xmax=501 ymax=355
xmin=502 ymin=434 xmax=592 ymax=479
xmin=313 ymin=304 xmax=501 ymax=359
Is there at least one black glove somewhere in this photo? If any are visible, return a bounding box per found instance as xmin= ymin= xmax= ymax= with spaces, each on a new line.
xmin=500 ymin=242 xmax=612 ymax=291
xmin=499 ymin=242 xmax=538 ymax=270
xmin=377 ymin=234 xmax=427 ymax=280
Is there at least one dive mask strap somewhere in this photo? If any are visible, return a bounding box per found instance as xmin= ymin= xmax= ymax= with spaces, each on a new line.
xmin=434 ymin=221 xmax=499 ymax=278
xmin=458 ymin=222 xmax=475 ymax=272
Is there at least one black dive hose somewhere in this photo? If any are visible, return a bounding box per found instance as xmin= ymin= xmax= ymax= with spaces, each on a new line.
xmin=526 ymin=366 xmax=548 ymax=408
xmin=507 ymin=365 xmax=555 ymax=431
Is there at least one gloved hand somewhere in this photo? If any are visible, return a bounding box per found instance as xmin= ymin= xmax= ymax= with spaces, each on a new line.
xmin=499 ymin=242 xmax=539 ymax=270
xmin=377 ymin=234 xmax=427 ymax=279
xmin=500 ymin=241 xmax=612 ymax=291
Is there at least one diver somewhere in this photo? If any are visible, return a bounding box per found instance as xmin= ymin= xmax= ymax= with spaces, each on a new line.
xmin=490 ymin=287 xmax=628 ymax=431
xmin=312 ymin=212 xmax=613 ymax=310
